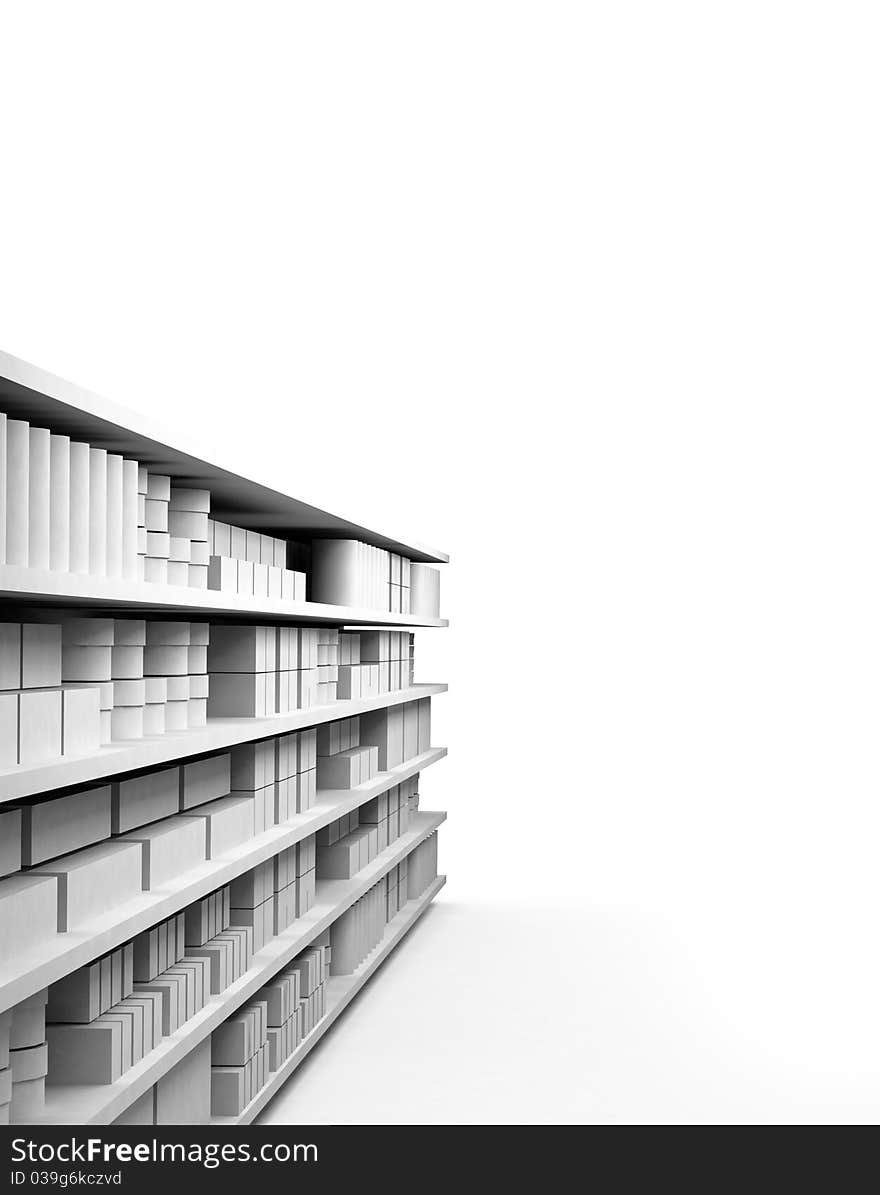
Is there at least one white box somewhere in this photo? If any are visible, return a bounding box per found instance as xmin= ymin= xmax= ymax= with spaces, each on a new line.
xmin=144 ymin=556 xmax=168 ymax=584
xmin=21 ymin=624 xmax=61 ymax=688
xmin=146 ymin=473 xmax=171 ymax=502
xmin=0 ymin=874 xmax=58 ymax=961
xmin=146 ymin=530 xmax=170 ymax=558
xmin=167 ymin=560 xmax=188 ymax=586
xmin=169 ymin=488 xmax=210 ymax=513
xmin=237 ymin=558 xmax=255 ymax=595
xmin=88 ymin=447 xmax=107 ymax=577
xmin=146 ymin=621 xmax=191 ymax=646
xmin=143 ymin=703 xmax=166 ymax=735
xmin=188 ymin=564 xmax=208 ymax=589
xmin=113 ymin=766 xmax=181 ymax=841
xmin=122 ymin=458 xmax=139 ymax=581
xmin=168 ymin=510 xmax=208 ymax=540
xmin=122 ymin=815 xmax=206 ymax=889
xmin=105 ymin=453 xmax=123 ymax=578
xmin=144 ymin=645 xmax=189 ymax=675
xmin=180 ymin=753 xmax=231 ymax=810
xmin=62 ymin=644 xmax=112 ymax=682
xmin=20 ymin=784 xmax=111 ymax=866
xmin=208 ymin=555 xmax=238 ymax=591
xmin=144 ymin=499 xmax=169 ymax=532
xmin=48 ymin=432 xmax=71 ymax=574
xmin=111 ymin=645 xmax=143 ymax=679
xmin=5 ymin=420 xmax=29 ymax=567
xmin=179 ymin=795 xmax=254 ymax=859
xmin=19 ymin=689 xmax=62 ymax=766
xmin=47 ymin=1020 xmax=123 ymax=1085
xmin=111 ymin=704 xmax=144 ymax=740
xmin=32 ymin=840 xmax=142 ymax=931
xmin=0 ymin=623 xmax=21 ymax=690
xmin=0 ymin=808 xmax=21 ymax=878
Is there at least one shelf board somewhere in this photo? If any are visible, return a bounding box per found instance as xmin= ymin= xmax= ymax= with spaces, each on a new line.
xmin=0 ymin=350 xmax=448 ymax=564
xmin=0 ymin=748 xmax=446 ymax=1014
xmin=0 ymin=564 xmax=448 ymax=628
xmin=0 ymin=682 xmax=447 ymax=804
xmin=223 ymin=875 xmax=445 ymax=1125
xmin=31 ymin=811 xmax=446 ymax=1125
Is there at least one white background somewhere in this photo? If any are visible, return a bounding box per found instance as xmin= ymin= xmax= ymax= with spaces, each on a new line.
xmin=2 ymin=2 xmax=880 ymax=1124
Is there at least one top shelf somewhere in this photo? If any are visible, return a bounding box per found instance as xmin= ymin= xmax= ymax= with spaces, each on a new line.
xmin=0 ymin=349 xmax=449 ymax=565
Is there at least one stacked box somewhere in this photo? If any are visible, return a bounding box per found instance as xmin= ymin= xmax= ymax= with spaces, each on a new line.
xmin=295 ymin=834 xmax=316 ymax=917
xmin=143 ymin=473 xmax=171 ymax=585
xmin=206 ymin=625 xmax=276 ymax=718
xmin=274 ymin=627 xmax=297 ymax=714
xmin=230 ymin=740 xmax=276 ymax=834
xmin=359 ymin=631 xmax=410 ymax=694
xmin=285 ymin=941 xmax=327 ymax=1037
xmin=206 ymin=521 xmax=304 ymax=601
xmin=316 ymin=812 xmax=377 ymax=881
xmin=145 ymin=621 xmax=191 ymax=731
xmin=9 ymin=989 xmax=48 ymax=1123
xmin=387 ymin=552 xmax=411 ymax=614
xmin=60 ymin=618 xmax=110 ymax=747
xmin=316 ymin=628 xmax=339 ymax=704
xmin=229 ymin=860 xmax=275 ymax=953
xmin=111 ymin=766 xmax=179 ymax=834
xmin=271 ymin=844 xmax=297 ymax=934
xmin=110 ymin=619 xmax=146 ymax=741
xmin=295 ymin=628 xmax=318 ymax=710
xmin=316 ymin=717 xmax=378 ymax=790
xmin=259 ymin=968 xmax=301 ymax=1072
xmin=385 ymin=855 xmax=410 ymax=921
xmin=169 ymin=488 xmax=210 ymax=590
xmin=297 ymin=728 xmax=317 ymax=814
xmin=210 ymin=998 xmax=270 ymax=1116
xmin=359 ymin=705 xmax=405 ymax=771
xmin=46 ymin=940 xmax=166 ymax=1086
xmin=358 ymin=781 xmax=410 ymax=855
xmin=188 ymin=622 xmax=210 ymax=726
xmin=136 ymin=466 xmax=148 ymax=580
xmin=336 ymin=632 xmax=362 ymax=698
xmin=274 ymin=732 xmax=296 ymax=822
xmin=0 ymin=621 xmax=103 ymax=765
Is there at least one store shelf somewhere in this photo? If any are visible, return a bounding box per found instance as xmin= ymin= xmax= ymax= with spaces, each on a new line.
xmin=225 ymin=875 xmax=445 ymax=1124
xmin=0 ymin=563 xmax=448 ymax=628
xmin=0 ymin=749 xmax=446 ymax=1014
xmin=30 ymin=812 xmax=446 ymax=1125
xmin=0 ymin=350 xmax=448 ymax=564
xmin=0 ymin=682 xmax=447 ymax=804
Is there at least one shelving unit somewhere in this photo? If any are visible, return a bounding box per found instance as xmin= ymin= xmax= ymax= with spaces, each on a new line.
xmin=0 ymin=683 xmax=447 ymax=804
xmin=0 ymin=351 xmax=448 ymax=1126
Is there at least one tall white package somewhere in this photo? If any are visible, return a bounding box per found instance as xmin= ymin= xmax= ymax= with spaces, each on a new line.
xmin=49 ymin=434 xmax=71 ymax=573
xmin=105 ymin=454 xmax=123 ymax=578
xmin=122 ymin=459 xmax=139 ymax=581
xmin=68 ymin=442 xmax=90 ymax=575
xmin=88 ymin=448 xmax=107 ymax=577
xmin=28 ymin=427 xmax=51 ymax=571
xmin=5 ymin=419 xmax=29 ymax=567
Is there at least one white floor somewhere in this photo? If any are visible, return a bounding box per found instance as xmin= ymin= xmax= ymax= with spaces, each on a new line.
xmin=257 ymin=894 xmax=880 ymax=1126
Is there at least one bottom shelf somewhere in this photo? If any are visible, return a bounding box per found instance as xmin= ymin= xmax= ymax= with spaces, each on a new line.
xmin=216 ymin=874 xmax=447 ymax=1125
